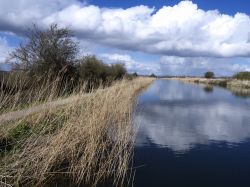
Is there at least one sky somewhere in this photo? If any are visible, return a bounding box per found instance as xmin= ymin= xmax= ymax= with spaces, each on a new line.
xmin=1 ymin=0 xmax=250 ymax=76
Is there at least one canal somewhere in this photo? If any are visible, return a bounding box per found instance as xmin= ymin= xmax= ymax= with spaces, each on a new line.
xmin=133 ymin=79 xmax=250 ymax=187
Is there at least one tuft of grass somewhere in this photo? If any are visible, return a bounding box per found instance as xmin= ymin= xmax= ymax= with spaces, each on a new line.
xmin=0 ymin=77 xmax=154 ymax=187
xmin=8 ymin=121 xmax=31 ymax=141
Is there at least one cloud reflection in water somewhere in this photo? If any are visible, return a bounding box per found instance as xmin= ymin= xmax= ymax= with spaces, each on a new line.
xmin=134 ymin=80 xmax=250 ymax=153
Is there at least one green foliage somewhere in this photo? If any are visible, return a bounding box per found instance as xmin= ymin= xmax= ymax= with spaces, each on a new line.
xmin=1 ymin=115 xmax=67 ymax=154
xmin=110 ymin=63 xmax=127 ymax=80
xmin=204 ymin=71 xmax=215 ymax=79
xmin=9 ymin=121 xmax=32 ymax=141
xmin=77 ymin=55 xmax=126 ymax=89
xmin=233 ymin=71 xmax=250 ymax=80
xmin=0 ymin=121 xmax=32 ymax=154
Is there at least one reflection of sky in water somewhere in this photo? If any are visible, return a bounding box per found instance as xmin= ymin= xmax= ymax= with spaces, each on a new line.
xmin=134 ymin=80 xmax=250 ymax=153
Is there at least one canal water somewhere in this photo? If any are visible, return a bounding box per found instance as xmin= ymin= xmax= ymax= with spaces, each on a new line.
xmin=133 ymin=79 xmax=250 ymax=187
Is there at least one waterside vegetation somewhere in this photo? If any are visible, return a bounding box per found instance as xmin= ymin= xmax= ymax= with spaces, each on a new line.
xmin=0 ymin=24 xmax=155 ymax=186
xmin=168 ymin=72 xmax=250 ymax=97
xmin=0 ymin=77 xmax=153 ymax=186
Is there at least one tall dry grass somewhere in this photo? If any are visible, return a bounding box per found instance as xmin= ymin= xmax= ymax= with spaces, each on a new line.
xmin=0 ymin=71 xmax=83 ymax=114
xmin=0 ymin=77 xmax=153 ymax=187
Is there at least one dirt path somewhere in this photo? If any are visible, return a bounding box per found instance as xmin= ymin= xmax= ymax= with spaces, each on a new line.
xmin=0 ymin=95 xmax=81 ymax=124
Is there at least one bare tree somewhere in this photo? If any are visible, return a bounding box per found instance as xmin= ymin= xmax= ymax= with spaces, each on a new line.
xmin=10 ymin=24 xmax=79 ymax=79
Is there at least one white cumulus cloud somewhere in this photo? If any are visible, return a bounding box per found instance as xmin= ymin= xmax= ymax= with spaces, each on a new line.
xmin=160 ymin=56 xmax=250 ymax=76
xmin=100 ymin=53 xmax=160 ymax=74
xmin=0 ymin=37 xmax=12 ymax=63
xmin=0 ymin=36 xmax=13 ymax=70
xmin=0 ymin=1 xmax=250 ymax=58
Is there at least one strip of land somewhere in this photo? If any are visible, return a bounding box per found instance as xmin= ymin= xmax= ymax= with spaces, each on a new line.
xmin=166 ymin=77 xmax=250 ymax=96
xmin=0 ymin=77 xmax=154 ymax=187
xmin=167 ymin=77 xmax=250 ymax=88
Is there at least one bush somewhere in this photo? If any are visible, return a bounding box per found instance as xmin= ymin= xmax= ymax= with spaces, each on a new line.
xmin=150 ymin=73 xmax=156 ymax=78
xmin=132 ymin=72 xmax=138 ymax=77
xmin=10 ymin=24 xmax=79 ymax=84
xmin=233 ymin=71 xmax=250 ymax=80
xmin=110 ymin=63 xmax=127 ymax=80
xmin=78 ymin=56 xmax=109 ymax=84
xmin=204 ymin=71 xmax=214 ymax=79
xmin=77 ymin=55 xmax=126 ymax=89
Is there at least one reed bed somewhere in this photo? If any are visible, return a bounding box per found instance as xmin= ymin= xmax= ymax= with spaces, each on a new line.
xmin=0 ymin=77 xmax=153 ymax=187
xmin=169 ymin=77 xmax=250 ymax=89
xmin=0 ymin=72 xmax=81 ymax=114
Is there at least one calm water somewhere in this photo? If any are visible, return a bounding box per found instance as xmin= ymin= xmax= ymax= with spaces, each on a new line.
xmin=133 ymin=79 xmax=250 ymax=187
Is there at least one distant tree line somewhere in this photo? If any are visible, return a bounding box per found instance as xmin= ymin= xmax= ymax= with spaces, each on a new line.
xmin=203 ymin=71 xmax=250 ymax=80
xmin=233 ymin=71 xmax=250 ymax=80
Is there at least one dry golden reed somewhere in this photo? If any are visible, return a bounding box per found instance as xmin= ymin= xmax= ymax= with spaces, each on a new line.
xmin=0 ymin=77 xmax=153 ymax=187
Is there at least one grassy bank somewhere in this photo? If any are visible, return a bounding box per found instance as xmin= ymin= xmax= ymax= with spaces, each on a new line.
xmin=168 ymin=77 xmax=250 ymax=89
xmin=0 ymin=77 xmax=154 ymax=187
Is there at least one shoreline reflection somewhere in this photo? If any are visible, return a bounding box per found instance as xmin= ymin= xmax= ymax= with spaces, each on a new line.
xmin=134 ymin=80 xmax=250 ymax=153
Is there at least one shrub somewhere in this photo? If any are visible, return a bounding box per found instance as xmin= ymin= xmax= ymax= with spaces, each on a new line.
xmin=77 ymin=55 xmax=126 ymax=89
xmin=10 ymin=24 xmax=79 ymax=83
xmin=204 ymin=71 xmax=214 ymax=79
xmin=150 ymin=73 xmax=156 ymax=78
xmin=124 ymin=74 xmax=133 ymax=80
xmin=233 ymin=71 xmax=250 ymax=80
xmin=132 ymin=72 xmax=138 ymax=77
xmin=110 ymin=63 xmax=126 ymax=80
xmin=78 ymin=55 xmax=109 ymax=84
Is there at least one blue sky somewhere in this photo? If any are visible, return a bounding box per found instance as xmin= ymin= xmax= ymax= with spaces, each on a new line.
xmin=1 ymin=0 xmax=250 ymax=76
xmin=89 ymin=0 xmax=250 ymax=15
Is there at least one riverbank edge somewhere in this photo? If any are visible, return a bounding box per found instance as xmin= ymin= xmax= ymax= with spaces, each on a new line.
xmin=165 ymin=77 xmax=250 ymax=89
xmin=0 ymin=77 xmax=155 ymax=187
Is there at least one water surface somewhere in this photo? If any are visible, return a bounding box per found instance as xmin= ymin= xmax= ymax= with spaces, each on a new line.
xmin=133 ymin=79 xmax=250 ymax=187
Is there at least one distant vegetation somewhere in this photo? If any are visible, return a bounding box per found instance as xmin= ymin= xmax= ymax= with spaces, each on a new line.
xmin=233 ymin=71 xmax=250 ymax=80
xmin=77 ymin=55 xmax=126 ymax=89
xmin=150 ymin=73 xmax=157 ymax=78
xmin=204 ymin=71 xmax=215 ymax=79
xmin=132 ymin=72 xmax=138 ymax=77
